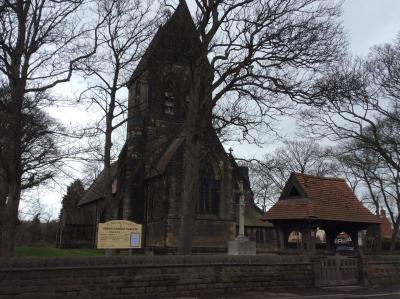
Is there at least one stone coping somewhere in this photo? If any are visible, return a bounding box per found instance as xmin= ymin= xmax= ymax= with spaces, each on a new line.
xmin=0 ymin=254 xmax=311 ymax=270
xmin=365 ymin=255 xmax=400 ymax=260
xmin=365 ymin=255 xmax=400 ymax=264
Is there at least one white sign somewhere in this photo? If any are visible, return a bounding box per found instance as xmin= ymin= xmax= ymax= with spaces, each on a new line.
xmin=97 ymin=220 xmax=142 ymax=249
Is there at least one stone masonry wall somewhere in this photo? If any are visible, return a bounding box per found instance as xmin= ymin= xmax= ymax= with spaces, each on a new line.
xmin=365 ymin=255 xmax=400 ymax=285
xmin=0 ymin=255 xmax=313 ymax=299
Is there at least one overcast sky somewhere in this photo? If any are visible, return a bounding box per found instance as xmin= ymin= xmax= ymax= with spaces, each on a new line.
xmin=230 ymin=0 xmax=400 ymax=158
xmin=342 ymin=0 xmax=400 ymax=56
xmin=36 ymin=0 xmax=400 ymax=220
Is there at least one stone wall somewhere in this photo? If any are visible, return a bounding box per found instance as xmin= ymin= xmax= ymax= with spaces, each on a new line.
xmin=3 ymin=254 xmax=400 ymax=298
xmin=365 ymin=255 xmax=400 ymax=285
xmin=0 ymin=255 xmax=313 ymax=298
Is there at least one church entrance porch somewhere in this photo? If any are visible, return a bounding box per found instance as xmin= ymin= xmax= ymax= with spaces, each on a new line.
xmin=275 ymin=220 xmax=373 ymax=254
xmin=262 ymin=173 xmax=383 ymax=287
xmin=263 ymin=173 xmax=381 ymax=255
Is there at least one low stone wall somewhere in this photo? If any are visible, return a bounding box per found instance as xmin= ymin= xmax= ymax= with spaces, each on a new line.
xmin=0 ymin=255 xmax=313 ymax=298
xmin=365 ymin=255 xmax=400 ymax=285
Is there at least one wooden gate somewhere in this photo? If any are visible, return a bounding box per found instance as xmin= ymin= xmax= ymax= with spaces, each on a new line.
xmin=317 ymin=255 xmax=359 ymax=286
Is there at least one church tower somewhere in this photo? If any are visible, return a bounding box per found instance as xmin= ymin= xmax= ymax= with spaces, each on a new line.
xmin=116 ymin=1 xmax=273 ymax=253
xmin=123 ymin=1 xmax=210 ymax=221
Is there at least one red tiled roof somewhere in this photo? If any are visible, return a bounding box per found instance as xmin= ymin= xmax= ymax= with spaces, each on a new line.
xmin=263 ymin=173 xmax=381 ymax=224
xmin=380 ymin=209 xmax=393 ymax=238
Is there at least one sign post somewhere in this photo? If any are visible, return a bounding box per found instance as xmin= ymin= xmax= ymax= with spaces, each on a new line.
xmin=97 ymin=220 xmax=142 ymax=250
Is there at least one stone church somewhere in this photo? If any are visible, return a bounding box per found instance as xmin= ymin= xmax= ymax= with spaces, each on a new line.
xmin=59 ymin=1 xmax=275 ymax=253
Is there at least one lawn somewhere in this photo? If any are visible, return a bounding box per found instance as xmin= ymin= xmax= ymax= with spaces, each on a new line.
xmin=15 ymin=246 xmax=105 ymax=257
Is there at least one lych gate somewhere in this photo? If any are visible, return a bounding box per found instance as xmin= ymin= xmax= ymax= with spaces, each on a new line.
xmin=263 ymin=173 xmax=381 ymax=286
xmin=276 ymin=221 xmax=365 ymax=253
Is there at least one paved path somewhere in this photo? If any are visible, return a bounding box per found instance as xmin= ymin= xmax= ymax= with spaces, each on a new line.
xmin=164 ymin=285 xmax=400 ymax=299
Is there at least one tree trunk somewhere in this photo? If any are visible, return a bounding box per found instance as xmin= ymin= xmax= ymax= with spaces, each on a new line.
xmin=0 ymin=178 xmax=8 ymax=257
xmin=103 ymin=124 xmax=119 ymax=256
xmin=177 ymin=56 xmax=213 ymax=255
xmin=103 ymin=81 xmax=119 ymax=222
xmin=389 ymin=216 xmax=400 ymax=253
xmin=0 ymin=176 xmax=21 ymax=257
xmin=0 ymin=219 xmax=17 ymax=257
xmin=103 ymin=88 xmax=118 ymax=256
xmin=104 ymin=128 xmax=116 ymax=221
xmin=178 ymin=128 xmax=201 ymax=254
xmin=0 ymin=85 xmax=24 ymax=257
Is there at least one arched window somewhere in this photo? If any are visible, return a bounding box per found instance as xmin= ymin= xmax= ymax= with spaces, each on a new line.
xmin=287 ymin=230 xmax=303 ymax=250
xmin=197 ymin=163 xmax=220 ymax=215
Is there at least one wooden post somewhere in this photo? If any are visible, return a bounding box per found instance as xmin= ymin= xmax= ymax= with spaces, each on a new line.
xmin=277 ymin=227 xmax=285 ymax=251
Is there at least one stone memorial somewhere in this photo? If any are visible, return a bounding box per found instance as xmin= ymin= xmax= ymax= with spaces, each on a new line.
xmin=228 ymin=181 xmax=256 ymax=255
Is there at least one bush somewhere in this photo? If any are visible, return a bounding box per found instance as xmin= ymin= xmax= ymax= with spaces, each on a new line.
xmin=15 ymin=219 xmax=59 ymax=246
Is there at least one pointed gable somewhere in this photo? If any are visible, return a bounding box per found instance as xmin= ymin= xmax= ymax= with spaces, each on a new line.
xmin=279 ymin=173 xmax=307 ymax=200
xmin=263 ymin=173 xmax=381 ymax=224
xmin=129 ymin=0 xmax=204 ymax=85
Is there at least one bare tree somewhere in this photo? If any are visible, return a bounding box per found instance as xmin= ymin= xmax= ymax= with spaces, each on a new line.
xmin=247 ymin=139 xmax=337 ymax=211
xmin=300 ymin=35 xmax=400 ymax=252
xmin=301 ymin=36 xmax=400 ymax=173
xmin=274 ymin=140 xmax=336 ymax=177
xmin=161 ymin=0 xmax=346 ymax=254
xmin=247 ymin=161 xmax=278 ymax=212
xmin=0 ymin=0 xmax=98 ymax=257
xmin=0 ymin=84 xmax=68 ymax=254
xmin=78 ymin=0 xmax=157 ymax=222
xmin=338 ymin=139 xmax=400 ymax=252
xmin=337 ymin=144 xmax=381 ymax=215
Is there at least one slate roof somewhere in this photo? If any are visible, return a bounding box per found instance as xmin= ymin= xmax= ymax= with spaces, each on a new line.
xmin=245 ymin=204 xmax=273 ymax=227
xmin=263 ymin=173 xmax=381 ymax=224
xmin=78 ymin=162 xmax=119 ymax=207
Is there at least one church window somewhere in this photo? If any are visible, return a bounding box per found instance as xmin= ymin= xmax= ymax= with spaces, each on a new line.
xmin=147 ymin=179 xmax=165 ymax=221
xmin=164 ymin=91 xmax=175 ymax=116
xmin=197 ymin=163 xmax=220 ymax=215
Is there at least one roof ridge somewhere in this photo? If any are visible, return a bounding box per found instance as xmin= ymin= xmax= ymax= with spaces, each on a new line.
xmin=264 ymin=172 xmax=381 ymax=224
xmin=294 ymin=172 xmax=346 ymax=182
